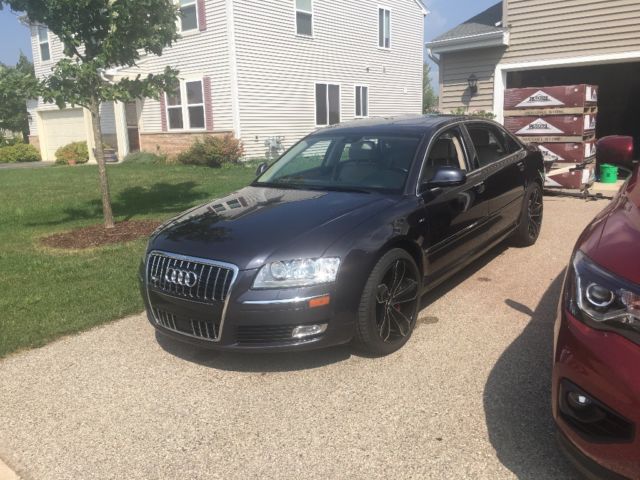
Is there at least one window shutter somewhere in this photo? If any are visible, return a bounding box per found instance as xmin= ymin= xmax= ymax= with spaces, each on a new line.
xmin=160 ymin=94 xmax=168 ymax=132
xmin=198 ymin=0 xmax=207 ymax=31
xmin=203 ymin=76 xmax=214 ymax=131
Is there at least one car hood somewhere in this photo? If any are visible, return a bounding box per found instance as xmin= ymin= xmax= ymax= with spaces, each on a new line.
xmin=149 ymin=185 xmax=393 ymax=270
xmin=583 ymin=167 xmax=640 ymax=285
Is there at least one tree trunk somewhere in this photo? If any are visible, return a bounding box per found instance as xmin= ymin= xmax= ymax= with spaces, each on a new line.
xmin=89 ymin=98 xmax=115 ymax=229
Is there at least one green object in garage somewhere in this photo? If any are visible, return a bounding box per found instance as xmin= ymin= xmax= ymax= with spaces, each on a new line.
xmin=600 ymin=164 xmax=619 ymax=184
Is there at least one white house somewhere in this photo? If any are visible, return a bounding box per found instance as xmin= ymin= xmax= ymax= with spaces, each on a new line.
xmin=28 ymin=0 xmax=428 ymax=162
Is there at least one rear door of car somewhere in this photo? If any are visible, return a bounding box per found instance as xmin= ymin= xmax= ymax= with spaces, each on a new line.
xmin=417 ymin=125 xmax=491 ymax=284
xmin=463 ymin=121 xmax=527 ymax=238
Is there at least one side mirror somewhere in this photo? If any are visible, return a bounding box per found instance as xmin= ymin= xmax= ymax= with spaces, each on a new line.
xmin=597 ymin=136 xmax=635 ymax=171
xmin=256 ymin=162 xmax=269 ymax=177
xmin=421 ymin=166 xmax=467 ymax=192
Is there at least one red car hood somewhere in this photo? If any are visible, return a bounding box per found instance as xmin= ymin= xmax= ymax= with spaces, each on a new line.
xmin=581 ymin=165 xmax=640 ymax=285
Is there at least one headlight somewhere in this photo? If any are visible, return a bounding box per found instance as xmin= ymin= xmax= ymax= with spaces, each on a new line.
xmin=568 ymin=250 xmax=640 ymax=341
xmin=253 ymin=258 xmax=340 ymax=289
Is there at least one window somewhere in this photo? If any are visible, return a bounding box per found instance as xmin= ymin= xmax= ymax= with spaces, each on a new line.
xmin=355 ymin=86 xmax=369 ymax=118
xmin=467 ymin=124 xmax=509 ymax=168
xmin=295 ymin=0 xmax=313 ymax=36
xmin=315 ymin=83 xmax=340 ymax=126
xmin=38 ymin=26 xmax=50 ymax=62
xmin=378 ymin=8 xmax=391 ymax=48
xmin=423 ymin=128 xmax=468 ymax=182
xmin=166 ymin=80 xmax=205 ymax=130
xmin=179 ymin=0 xmax=198 ymax=32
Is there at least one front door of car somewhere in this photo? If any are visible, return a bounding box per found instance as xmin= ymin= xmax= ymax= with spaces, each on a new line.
xmin=416 ymin=126 xmax=491 ymax=286
xmin=464 ymin=122 xmax=527 ymax=238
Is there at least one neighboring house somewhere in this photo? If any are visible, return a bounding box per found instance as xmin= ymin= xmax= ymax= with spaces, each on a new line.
xmin=426 ymin=0 xmax=640 ymax=147
xmin=28 ymin=0 xmax=428 ymax=162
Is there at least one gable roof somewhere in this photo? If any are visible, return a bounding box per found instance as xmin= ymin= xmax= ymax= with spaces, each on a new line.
xmin=426 ymin=1 xmax=508 ymax=53
xmin=431 ymin=2 xmax=503 ymax=43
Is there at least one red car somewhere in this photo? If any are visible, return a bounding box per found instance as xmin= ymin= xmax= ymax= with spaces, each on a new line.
xmin=553 ymin=136 xmax=640 ymax=479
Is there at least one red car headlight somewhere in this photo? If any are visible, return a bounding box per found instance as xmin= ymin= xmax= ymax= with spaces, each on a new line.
xmin=566 ymin=250 xmax=640 ymax=344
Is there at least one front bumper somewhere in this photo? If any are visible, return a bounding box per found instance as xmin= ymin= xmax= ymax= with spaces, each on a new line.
xmin=553 ymin=309 xmax=640 ymax=479
xmin=140 ymin=266 xmax=356 ymax=352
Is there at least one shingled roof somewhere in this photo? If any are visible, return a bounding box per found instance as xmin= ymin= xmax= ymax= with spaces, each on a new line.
xmin=430 ymin=2 xmax=503 ymax=43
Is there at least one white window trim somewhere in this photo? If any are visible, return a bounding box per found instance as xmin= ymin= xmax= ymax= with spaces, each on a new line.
xmin=377 ymin=7 xmax=392 ymax=50
xmin=166 ymin=78 xmax=206 ymax=132
xmin=354 ymin=85 xmax=369 ymax=118
xmin=178 ymin=0 xmax=199 ymax=34
xmin=295 ymin=0 xmax=314 ymax=38
xmin=314 ymin=82 xmax=341 ymax=127
xmin=37 ymin=26 xmax=51 ymax=63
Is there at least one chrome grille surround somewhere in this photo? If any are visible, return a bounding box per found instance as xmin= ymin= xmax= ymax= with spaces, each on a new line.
xmin=145 ymin=251 xmax=239 ymax=342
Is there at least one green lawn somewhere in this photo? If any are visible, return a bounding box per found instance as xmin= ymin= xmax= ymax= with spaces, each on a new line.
xmin=0 ymin=162 xmax=256 ymax=357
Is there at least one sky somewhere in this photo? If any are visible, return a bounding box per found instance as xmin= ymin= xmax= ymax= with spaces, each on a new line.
xmin=0 ymin=0 xmax=499 ymax=92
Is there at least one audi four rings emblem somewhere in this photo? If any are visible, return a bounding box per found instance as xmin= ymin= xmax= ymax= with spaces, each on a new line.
xmin=165 ymin=268 xmax=199 ymax=287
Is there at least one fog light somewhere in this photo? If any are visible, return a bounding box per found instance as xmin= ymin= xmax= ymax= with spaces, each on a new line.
xmin=567 ymin=391 xmax=592 ymax=409
xmin=292 ymin=324 xmax=328 ymax=339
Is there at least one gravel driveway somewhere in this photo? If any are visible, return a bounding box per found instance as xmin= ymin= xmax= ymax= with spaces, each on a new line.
xmin=0 ymin=196 xmax=606 ymax=480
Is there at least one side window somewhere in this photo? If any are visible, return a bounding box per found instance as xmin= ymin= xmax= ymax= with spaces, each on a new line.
xmin=295 ymin=0 xmax=313 ymax=36
xmin=500 ymin=129 xmax=523 ymax=155
xmin=422 ymin=128 xmax=468 ymax=182
xmin=179 ymin=0 xmax=199 ymax=32
xmin=378 ymin=8 xmax=391 ymax=48
xmin=38 ymin=26 xmax=51 ymax=62
xmin=467 ymin=124 xmax=508 ymax=168
xmin=315 ymin=83 xmax=340 ymax=126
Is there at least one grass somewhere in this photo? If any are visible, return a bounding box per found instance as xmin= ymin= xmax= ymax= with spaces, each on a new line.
xmin=0 ymin=162 xmax=256 ymax=358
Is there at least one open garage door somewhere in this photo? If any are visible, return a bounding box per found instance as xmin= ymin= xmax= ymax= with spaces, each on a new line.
xmin=40 ymin=109 xmax=87 ymax=162
xmin=507 ymin=62 xmax=640 ymax=155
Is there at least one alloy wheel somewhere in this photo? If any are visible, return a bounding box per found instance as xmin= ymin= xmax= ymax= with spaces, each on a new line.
xmin=375 ymin=259 xmax=419 ymax=343
xmin=528 ymin=187 xmax=543 ymax=240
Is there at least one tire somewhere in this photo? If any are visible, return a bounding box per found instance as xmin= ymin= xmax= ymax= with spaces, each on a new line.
xmin=354 ymin=249 xmax=421 ymax=356
xmin=512 ymin=182 xmax=544 ymax=247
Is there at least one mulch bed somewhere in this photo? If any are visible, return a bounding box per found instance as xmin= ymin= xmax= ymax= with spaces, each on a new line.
xmin=40 ymin=220 xmax=161 ymax=250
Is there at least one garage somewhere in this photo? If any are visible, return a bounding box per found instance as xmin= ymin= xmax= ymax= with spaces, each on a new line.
xmin=39 ymin=109 xmax=87 ymax=162
xmin=507 ymin=61 xmax=640 ymax=154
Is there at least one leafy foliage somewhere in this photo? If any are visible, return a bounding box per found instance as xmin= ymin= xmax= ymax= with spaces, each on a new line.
xmin=55 ymin=141 xmax=89 ymax=165
xmin=0 ymin=53 xmax=37 ymax=141
xmin=177 ymin=135 xmax=245 ymax=168
xmin=422 ymin=63 xmax=439 ymax=113
xmin=0 ymin=142 xmax=41 ymax=163
xmin=450 ymin=107 xmax=496 ymax=119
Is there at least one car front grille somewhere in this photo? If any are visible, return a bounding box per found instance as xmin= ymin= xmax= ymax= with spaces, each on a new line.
xmin=152 ymin=307 xmax=218 ymax=341
xmin=146 ymin=252 xmax=236 ymax=304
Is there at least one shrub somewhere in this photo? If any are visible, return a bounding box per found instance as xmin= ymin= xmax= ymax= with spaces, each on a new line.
xmin=55 ymin=141 xmax=89 ymax=165
xmin=177 ymin=134 xmax=244 ymax=168
xmin=123 ymin=151 xmax=167 ymax=165
xmin=0 ymin=143 xmax=41 ymax=163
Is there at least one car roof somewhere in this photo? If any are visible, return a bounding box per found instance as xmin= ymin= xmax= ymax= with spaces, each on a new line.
xmin=310 ymin=115 xmax=471 ymax=137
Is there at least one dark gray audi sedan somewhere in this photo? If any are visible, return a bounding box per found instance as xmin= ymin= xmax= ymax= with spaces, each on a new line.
xmin=140 ymin=115 xmax=544 ymax=355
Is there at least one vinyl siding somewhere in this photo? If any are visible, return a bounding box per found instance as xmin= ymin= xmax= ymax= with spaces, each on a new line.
xmin=233 ymin=0 xmax=425 ymax=157
xmin=121 ymin=0 xmax=234 ymax=134
xmin=439 ymin=48 xmax=504 ymax=113
xmin=503 ymin=0 xmax=640 ymax=62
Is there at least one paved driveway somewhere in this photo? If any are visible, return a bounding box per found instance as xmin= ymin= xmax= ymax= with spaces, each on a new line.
xmin=0 ymin=197 xmax=606 ymax=480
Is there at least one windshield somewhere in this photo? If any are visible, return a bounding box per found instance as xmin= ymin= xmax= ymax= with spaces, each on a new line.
xmin=255 ymin=134 xmax=422 ymax=193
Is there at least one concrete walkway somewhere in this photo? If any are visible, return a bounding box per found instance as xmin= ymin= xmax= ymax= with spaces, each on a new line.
xmin=0 ymin=197 xmax=606 ymax=480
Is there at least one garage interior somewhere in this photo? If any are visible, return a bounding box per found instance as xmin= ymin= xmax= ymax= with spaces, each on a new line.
xmin=507 ymin=61 xmax=640 ymax=155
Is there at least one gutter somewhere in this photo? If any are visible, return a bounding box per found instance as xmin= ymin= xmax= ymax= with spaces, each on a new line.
xmin=426 ymin=30 xmax=509 ymax=55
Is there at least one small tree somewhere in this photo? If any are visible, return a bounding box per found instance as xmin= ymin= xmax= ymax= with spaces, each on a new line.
xmin=422 ymin=63 xmax=439 ymax=113
xmin=3 ymin=0 xmax=181 ymax=228
xmin=0 ymin=53 xmax=36 ymax=142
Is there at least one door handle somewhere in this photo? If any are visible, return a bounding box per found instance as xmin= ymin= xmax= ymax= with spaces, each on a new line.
xmin=517 ymin=161 xmax=525 ymax=172
xmin=474 ymin=181 xmax=486 ymax=194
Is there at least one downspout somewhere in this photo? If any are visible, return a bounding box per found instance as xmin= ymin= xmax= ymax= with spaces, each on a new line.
xmin=426 ymin=48 xmax=440 ymax=66
xmin=225 ymin=0 xmax=241 ymax=140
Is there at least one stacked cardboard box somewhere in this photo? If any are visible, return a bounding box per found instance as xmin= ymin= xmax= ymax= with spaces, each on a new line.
xmin=504 ymin=85 xmax=598 ymax=189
